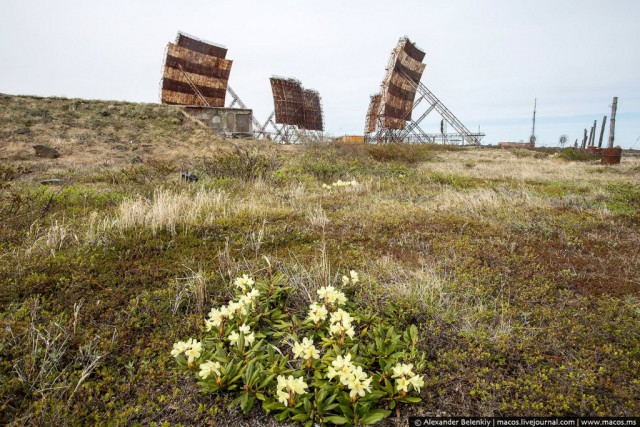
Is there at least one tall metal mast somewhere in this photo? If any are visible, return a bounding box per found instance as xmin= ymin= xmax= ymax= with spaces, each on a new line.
xmin=530 ymin=98 xmax=537 ymax=143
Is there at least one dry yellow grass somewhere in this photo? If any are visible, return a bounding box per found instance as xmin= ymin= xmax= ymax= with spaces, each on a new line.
xmin=422 ymin=148 xmax=640 ymax=184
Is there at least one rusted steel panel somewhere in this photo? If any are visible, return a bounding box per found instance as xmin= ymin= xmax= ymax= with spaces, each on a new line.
xmin=270 ymin=77 xmax=305 ymax=126
xmin=165 ymin=44 xmax=232 ymax=79
xmin=365 ymin=94 xmax=381 ymax=133
xmin=162 ymin=67 xmax=228 ymax=91
xmin=161 ymin=90 xmax=225 ymax=107
xmin=162 ymin=77 xmax=226 ymax=100
xmin=165 ymin=54 xmax=231 ymax=80
xmin=378 ymin=37 xmax=426 ymax=130
xmin=403 ymin=40 xmax=426 ymax=63
xmin=395 ymin=49 xmax=425 ymax=84
xmin=161 ymin=35 xmax=232 ymax=107
xmin=176 ymin=32 xmax=228 ymax=59
xmin=302 ymin=89 xmax=324 ymax=131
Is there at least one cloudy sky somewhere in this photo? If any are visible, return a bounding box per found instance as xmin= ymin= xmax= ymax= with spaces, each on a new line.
xmin=1 ymin=0 xmax=639 ymax=147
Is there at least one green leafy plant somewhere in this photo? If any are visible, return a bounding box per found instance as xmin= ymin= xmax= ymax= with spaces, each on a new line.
xmin=171 ymin=271 xmax=425 ymax=426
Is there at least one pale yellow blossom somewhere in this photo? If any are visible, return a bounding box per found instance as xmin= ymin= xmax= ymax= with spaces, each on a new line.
xmin=184 ymin=338 xmax=202 ymax=364
xmin=234 ymin=274 xmax=255 ymax=293
xmin=228 ymin=331 xmax=240 ymax=345
xmin=198 ymin=360 xmax=221 ymax=379
xmin=409 ymin=375 xmax=425 ymax=393
xmin=171 ymin=340 xmax=190 ymax=357
xmin=391 ymin=363 xmax=415 ymax=378
xmin=275 ymin=375 xmax=308 ymax=407
xmin=307 ymin=302 xmax=328 ymax=323
xmin=396 ymin=376 xmax=410 ymax=393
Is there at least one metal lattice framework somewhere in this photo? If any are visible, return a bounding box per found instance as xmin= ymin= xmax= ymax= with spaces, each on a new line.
xmin=271 ymin=77 xmax=305 ymax=127
xmin=302 ymin=89 xmax=324 ymax=131
xmin=161 ymin=32 xmax=232 ymax=107
xmin=255 ymin=76 xmax=324 ymax=143
xmin=365 ymin=37 xmax=484 ymax=145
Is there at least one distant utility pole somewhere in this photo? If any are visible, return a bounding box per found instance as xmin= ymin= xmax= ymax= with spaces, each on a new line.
xmin=597 ymin=115 xmax=607 ymax=148
xmin=588 ymin=120 xmax=596 ymax=147
xmin=530 ymin=98 xmax=537 ymax=143
xmin=608 ymin=97 xmax=618 ymax=148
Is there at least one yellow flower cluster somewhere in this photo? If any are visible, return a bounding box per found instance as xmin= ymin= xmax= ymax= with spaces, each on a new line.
xmin=307 ymin=302 xmax=328 ymax=323
xmin=171 ymin=338 xmax=202 ymax=365
xmin=316 ymin=285 xmax=347 ymax=307
xmin=341 ymin=270 xmax=359 ymax=286
xmin=228 ymin=322 xmax=256 ymax=347
xmin=307 ymin=274 xmax=358 ymax=344
xmin=292 ymin=337 xmax=320 ymax=361
xmin=276 ymin=375 xmax=308 ymax=407
xmin=322 ymin=179 xmax=358 ymax=190
xmin=326 ymin=353 xmax=372 ymax=398
xmin=234 ymin=274 xmax=255 ymax=293
xmin=391 ymin=363 xmax=424 ymax=394
xmin=204 ymin=276 xmax=260 ymax=332
xmin=198 ymin=360 xmax=221 ymax=379
xmin=329 ymin=308 xmax=355 ymax=339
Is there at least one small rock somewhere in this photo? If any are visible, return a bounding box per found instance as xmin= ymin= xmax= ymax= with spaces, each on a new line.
xmin=40 ymin=179 xmax=64 ymax=185
xmin=181 ymin=172 xmax=198 ymax=182
xmin=131 ymin=155 xmax=143 ymax=164
xmin=33 ymin=144 xmax=60 ymax=159
xmin=16 ymin=127 xmax=31 ymax=135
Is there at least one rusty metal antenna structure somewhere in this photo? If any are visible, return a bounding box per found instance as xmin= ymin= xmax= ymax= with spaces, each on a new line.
xmin=365 ymin=37 xmax=484 ymax=145
xmin=160 ymin=32 xmax=257 ymax=138
xmin=256 ymin=76 xmax=325 ymax=143
xmin=161 ymin=32 xmax=232 ymax=107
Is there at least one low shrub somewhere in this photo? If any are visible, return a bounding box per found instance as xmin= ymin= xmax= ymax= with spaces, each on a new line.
xmin=196 ymin=146 xmax=280 ymax=181
xmin=171 ymin=272 xmax=425 ymax=426
xmin=556 ymin=148 xmax=599 ymax=162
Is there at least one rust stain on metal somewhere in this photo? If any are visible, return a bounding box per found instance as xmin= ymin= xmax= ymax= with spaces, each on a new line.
xmin=601 ymin=147 xmax=622 ymax=165
xmin=380 ymin=38 xmax=426 ymax=129
xmin=270 ymin=77 xmax=324 ymax=131
xmin=270 ymin=77 xmax=304 ymax=126
xmin=365 ymin=94 xmax=381 ymax=133
xmin=367 ymin=37 xmax=426 ymax=131
xmin=161 ymin=32 xmax=232 ymax=107
xmin=176 ymin=32 xmax=228 ymax=59
xmin=302 ymin=89 xmax=324 ymax=131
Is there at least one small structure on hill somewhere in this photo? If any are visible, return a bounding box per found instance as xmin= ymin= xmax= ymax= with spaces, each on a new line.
xmin=335 ymin=135 xmax=365 ymax=143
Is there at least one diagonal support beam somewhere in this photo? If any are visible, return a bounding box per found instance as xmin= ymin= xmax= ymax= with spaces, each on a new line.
xmin=226 ymin=86 xmax=263 ymax=131
xmin=401 ymin=103 xmax=436 ymax=139
xmin=398 ymin=70 xmax=481 ymax=145
xmin=177 ymin=64 xmax=210 ymax=107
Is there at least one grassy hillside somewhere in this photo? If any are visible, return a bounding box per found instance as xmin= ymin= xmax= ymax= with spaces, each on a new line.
xmin=1 ymin=95 xmax=639 ymax=425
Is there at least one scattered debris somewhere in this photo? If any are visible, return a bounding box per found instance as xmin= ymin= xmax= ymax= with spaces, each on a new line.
xmin=16 ymin=127 xmax=31 ymax=135
xmin=131 ymin=155 xmax=143 ymax=164
xmin=40 ymin=179 xmax=65 ymax=185
xmin=33 ymin=144 xmax=60 ymax=159
xmin=181 ymin=171 xmax=198 ymax=182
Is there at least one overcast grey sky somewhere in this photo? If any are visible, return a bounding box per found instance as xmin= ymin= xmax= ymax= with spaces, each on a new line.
xmin=1 ymin=0 xmax=639 ymax=147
